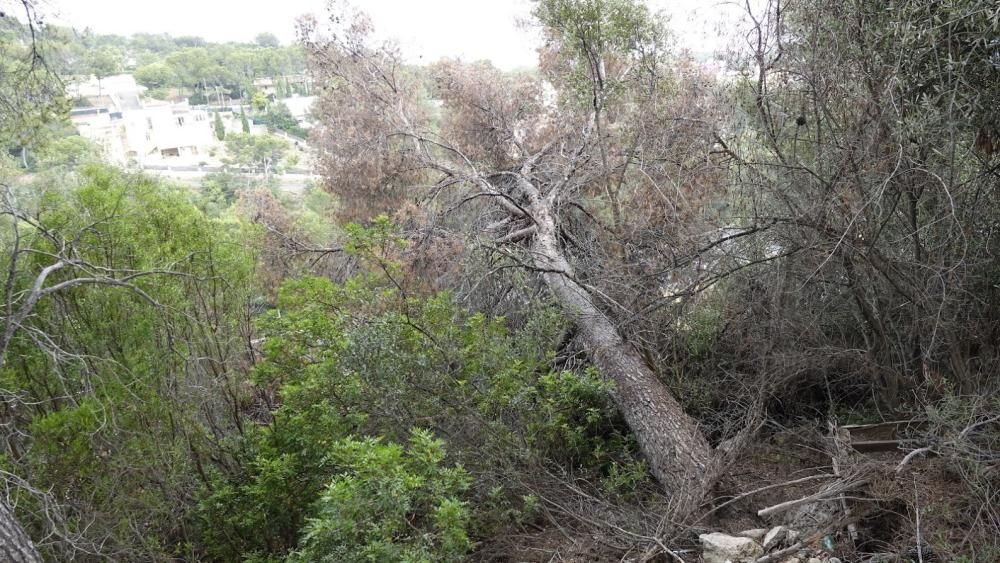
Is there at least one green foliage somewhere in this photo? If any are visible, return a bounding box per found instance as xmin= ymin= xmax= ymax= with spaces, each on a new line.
xmin=289 ymin=429 xmax=471 ymax=563
xmin=255 ymin=33 xmax=281 ymax=48
xmin=197 ymin=170 xmax=245 ymax=215
xmin=825 ymin=0 xmax=999 ymax=134
xmin=528 ymin=369 xmax=644 ymax=480
xmin=259 ymin=101 xmax=305 ymax=137
xmin=224 ymin=132 xmax=289 ymax=175
xmin=342 ymin=214 xmax=407 ymax=260
xmin=1 ymin=165 xmax=259 ymax=559
xmin=535 ymin=0 xmax=661 ymax=58
xmin=241 ymin=106 xmax=252 ymax=133
xmin=533 ymin=0 xmax=664 ymax=107
xmin=165 ymin=46 xmax=214 ymax=90
xmin=85 ymin=45 xmax=124 ymax=81
xmin=0 ymin=22 xmax=70 ymax=164
xmin=32 ymin=135 xmax=101 ymax=171
xmin=289 ymin=185 xmax=337 ymax=241
xmin=134 ymin=61 xmax=177 ymax=91
xmin=251 ymin=90 xmax=269 ymax=111
xmin=29 ymin=399 xmax=103 ymax=482
xmin=213 ymin=110 xmax=226 ymax=140
xmin=152 ymin=41 xmax=304 ymax=99
xmin=197 ymin=245 xmax=646 ymax=559
xmin=681 ymin=298 xmax=723 ymax=359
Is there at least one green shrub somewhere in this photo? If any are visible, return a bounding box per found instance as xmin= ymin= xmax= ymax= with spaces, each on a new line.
xmin=197 ymin=238 xmax=647 ymax=559
xmin=1 ymin=166 xmax=258 ymax=559
xmin=289 ymin=429 xmax=471 ymax=563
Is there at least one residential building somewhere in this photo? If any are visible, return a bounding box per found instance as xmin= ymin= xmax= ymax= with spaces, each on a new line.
xmin=69 ymin=74 xmax=217 ymax=166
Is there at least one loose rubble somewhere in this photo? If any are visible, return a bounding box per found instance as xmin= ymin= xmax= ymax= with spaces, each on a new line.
xmin=737 ymin=528 xmax=768 ymax=541
xmin=699 ymin=532 xmax=764 ymax=563
xmin=762 ymin=525 xmax=788 ymax=550
xmin=698 ymin=526 xmax=844 ymax=563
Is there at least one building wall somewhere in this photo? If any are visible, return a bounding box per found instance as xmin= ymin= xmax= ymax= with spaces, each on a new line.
xmin=71 ymin=113 xmax=130 ymax=165
xmin=74 ymin=102 xmax=216 ymax=165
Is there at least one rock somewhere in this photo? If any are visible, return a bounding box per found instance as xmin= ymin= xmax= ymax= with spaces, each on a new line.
xmin=786 ymin=529 xmax=800 ymax=544
xmin=780 ymin=558 xmax=801 ymax=563
xmin=737 ymin=528 xmax=768 ymax=541
xmin=829 ymin=559 xmax=842 ymax=563
xmin=807 ymin=558 xmax=823 ymax=563
xmin=763 ymin=525 xmax=788 ymax=550
xmin=699 ymin=532 xmax=765 ymax=563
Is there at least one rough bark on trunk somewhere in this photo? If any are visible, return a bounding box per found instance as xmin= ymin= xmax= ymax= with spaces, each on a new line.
xmin=528 ymin=193 xmax=714 ymax=515
xmin=0 ymin=500 xmax=41 ymax=563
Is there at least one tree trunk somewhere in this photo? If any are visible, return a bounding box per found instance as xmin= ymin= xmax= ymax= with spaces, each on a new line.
xmin=527 ymin=193 xmax=714 ymax=515
xmin=0 ymin=500 xmax=41 ymax=563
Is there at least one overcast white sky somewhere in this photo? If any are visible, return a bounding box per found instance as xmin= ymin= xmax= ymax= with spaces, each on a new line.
xmin=50 ymin=0 xmax=739 ymax=69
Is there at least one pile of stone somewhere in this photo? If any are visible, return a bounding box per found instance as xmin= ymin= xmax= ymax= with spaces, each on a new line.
xmin=699 ymin=526 xmax=843 ymax=563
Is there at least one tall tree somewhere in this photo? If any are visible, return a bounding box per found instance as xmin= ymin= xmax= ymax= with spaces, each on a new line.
xmin=0 ymin=165 xmax=258 ymax=559
xmin=133 ymin=61 xmax=176 ymax=92
xmin=165 ymin=47 xmax=213 ymax=92
xmin=255 ymin=32 xmax=280 ymax=48
xmin=225 ymin=132 xmax=289 ymax=180
xmin=240 ymin=106 xmax=251 ymax=133
xmin=84 ymin=45 xmax=123 ymax=97
xmin=0 ymin=3 xmax=51 ymax=555
xmin=533 ymin=0 xmax=665 ymax=229
xmin=1 ymin=10 xmax=68 ymax=168
xmin=214 ymin=110 xmax=226 ymax=140
xmin=303 ymin=2 xmax=721 ymax=516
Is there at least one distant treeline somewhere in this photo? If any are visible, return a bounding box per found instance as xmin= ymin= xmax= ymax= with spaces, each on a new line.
xmin=25 ymin=24 xmax=308 ymax=100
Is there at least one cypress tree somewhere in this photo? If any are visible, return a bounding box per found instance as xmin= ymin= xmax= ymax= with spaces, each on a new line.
xmin=213 ymin=111 xmax=226 ymax=141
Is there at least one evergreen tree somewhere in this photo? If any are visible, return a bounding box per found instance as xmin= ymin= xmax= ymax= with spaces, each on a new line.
xmin=213 ymin=111 xmax=225 ymax=141
xmin=240 ymin=107 xmax=250 ymax=133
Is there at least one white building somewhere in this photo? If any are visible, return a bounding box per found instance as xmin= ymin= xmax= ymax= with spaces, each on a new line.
xmin=69 ymin=75 xmax=216 ymax=166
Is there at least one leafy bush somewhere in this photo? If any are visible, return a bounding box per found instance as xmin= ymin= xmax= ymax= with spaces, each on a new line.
xmin=258 ymin=101 xmax=306 ymax=138
xmin=1 ymin=166 xmax=258 ymax=559
xmin=289 ymin=429 xmax=471 ymax=563
xmin=529 ymin=369 xmax=647 ymax=490
xmin=197 ymin=220 xmax=648 ymax=559
xmin=198 ymin=170 xmax=245 ymax=215
xmin=198 ymin=273 xmax=646 ymax=558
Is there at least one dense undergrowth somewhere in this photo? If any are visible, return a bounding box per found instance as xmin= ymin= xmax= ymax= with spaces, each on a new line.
xmin=3 ymin=0 xmax=1000 ymax=560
